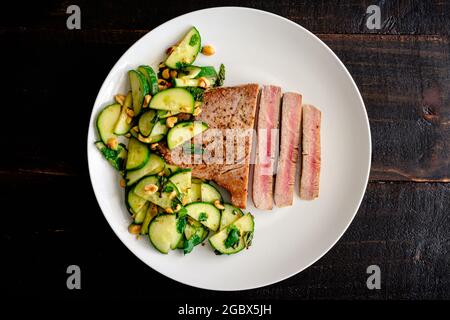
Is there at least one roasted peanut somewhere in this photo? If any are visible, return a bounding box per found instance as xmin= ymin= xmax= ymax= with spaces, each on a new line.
xmin=162 ymin=68 xmax=170 ymax=80
xmin=106 ymin=137 xmax=118 ymax=150
xmin=115 ymin=94 xmax=126 ymax=105
xmin=144 ymin=184 xmax=158 ymax=194
xmin=166 ymin=116 xmax=178 ymax=128
xmin=193 ymin=107 xmax=202 ymax=116
xmin=198 ymin=77 xmax=209 ymax=89
xmin=150 ymin=143 xmax=159 ymax=150
xmin=128 ymin=224 xmax=141 ymax=234
xmin=213 ymin=200 xmax=225 ymax=210
xmin=143 ymin=94 xmax=152 ymax=108
xmin=170 ymin=70 xmax=178 ymax=78
xmin=201 ymin=45 xmax=215 ymax=56
xmin=126 ymin=108 xmax=134 ymax=117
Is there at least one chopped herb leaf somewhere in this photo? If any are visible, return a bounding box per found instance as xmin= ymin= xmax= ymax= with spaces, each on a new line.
xmin=224 ymin=225 xmax=241 ymax=248
xmin=163 ymin=184 xmax=174 ymax=193
xmin=176 ymin=216 xmax=187 ymax=234
xmin=99 ymin=146 xmax=120 ymax=160
xmin=183 ymin=234 xmax=201 ymax=254
xmin=114 ymin=158 xmax=125 ymax=171
xmin=178 ymin=206 xmax=187 ymax=219
xmin=189 ymin=33 xmax=200 ymax=46
xmin=215 ymin=63 xmax=225 ymax=87
xmin=96 ymin=142 xmax=125 ymax=170
xmin=176 ymin=62 xmax=190 ymax=70
xmin=185 ymin=87 xmax=205 ymax=101
xmin=158 ymin=175 xmax=168 ymax=186
xmin=198 ymin=212 xmax=208 ymax=222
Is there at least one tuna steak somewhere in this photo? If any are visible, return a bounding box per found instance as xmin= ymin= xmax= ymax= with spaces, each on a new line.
xmin=274 ymin=92 xmax=302 ymax=207
xmin=157 ymin=84 xmax=260 ymax=209
xmin=300 ymin=104 xmax=321 ymax=200
xmin=252 ymin=85 xmax=281 ymax=210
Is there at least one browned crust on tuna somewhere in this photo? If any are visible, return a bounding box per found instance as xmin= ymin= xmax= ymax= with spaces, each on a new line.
xmin=157 ymin=84 xmax=260 ymax=208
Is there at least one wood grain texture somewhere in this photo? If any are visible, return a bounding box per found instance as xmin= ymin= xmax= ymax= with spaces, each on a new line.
xmin=318 ymin=34 xmax=450 ymax=182
xmin=1 ymin=177 xmax=448 ymax=299
xmin=2 ymin=0 xmax=450 ymax=35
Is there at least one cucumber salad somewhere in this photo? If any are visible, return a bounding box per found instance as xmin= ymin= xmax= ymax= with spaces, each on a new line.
xmin=94 ymin=27 xmax=254 ymax=255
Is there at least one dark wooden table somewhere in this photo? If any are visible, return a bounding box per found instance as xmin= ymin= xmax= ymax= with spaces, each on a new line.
xmin=2 ymin=0 xmax=449 ymax=300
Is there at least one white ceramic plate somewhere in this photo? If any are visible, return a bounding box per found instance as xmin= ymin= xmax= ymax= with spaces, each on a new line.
xmin=87 ymin=7 xmax=371 ymax=291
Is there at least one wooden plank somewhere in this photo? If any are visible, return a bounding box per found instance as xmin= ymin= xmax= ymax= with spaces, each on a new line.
xmin=1 ymin=175 xmax=449 ymax=298
xmin=318 ymin=34 xmax=450 ymax=181
xmin=2 ymin=30 xmax=449 ymax=181
xmin=2 ymin=0 xmax=450 ymax=35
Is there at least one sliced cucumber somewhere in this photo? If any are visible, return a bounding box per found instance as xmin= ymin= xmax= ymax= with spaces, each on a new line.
xmin=95 ymin=141 xmax=127 ymax=171
xmin=138 ymin=65 xmax=159 ymax=96
xmin=114 ymin=92 xmax=133 ymax=135
xmin=130 ymin=126 xmax=139 ymax=139
xmin=147 ymin=119 xmax=168 ymax=143
xmin=149 ymin=88 xmax=195 ymax=114
xmin=126 ymin=186 xmax=148 ymax=214
xmin=96 ymin=103 xmax=121 ymax=144
xmin=129 ymin=70 xmax=149 ymax=116
xmin=140 ymin=204 xmax=158 ymax=235
xmin=179 ymin=66 xmax=202 ymax=79
xmin=185 ymin=219 xmax=209 ymax=242
xmin=157 ymin=109 xmax=180 ymax=119
xmin=138 ymin=110 xmax=156 ymax=137
xmin=134 ymin=176 xmax=176 ymax=209
xmin=173 ymin=78 xmax=202 ymax=88
xmin=187 ymin=180 xmax=202 ymax=203
xmin=176 ymin=237 xmax=185 ymax=249
xmin=169 ymin=169 xmax=192 ymax=195
xmin=220 ymin=203 xmax=244 ymax=230
xmin=209 ymin=213 xmax=254 ymax=255
xmin=133 ymin=201 xmax=150 ymax=224
xmin=165 ymin=27 xmax=201 ymax=69
xmin=149 ymin=214 xmax=183 ymax=254
xmin=172 ymin=77 xmax=212 ymax=88
xmin=117 ymin=145 xmax=128 ymax=170
xmin=184 ymin=220 xmax=199 ymax=239
xmin=164 ymin=164 xmax=181 ymax=176
xmin=201 ymin=182 xmax=222 ymax=203
xmin=125 ymin=153 xmax=165 ymax=186
xmin=185 ymin=202 xmax=221 ymax=231
xmin=232 ymin=213 xmax=254 ymax=233
xmin=126 ymin=138 xmax=150 ymax=170
xmin=183 ymin=219 xmax=209 ymax=254
xmin=209 ymin=229 xmax=244 ymax=254
xmin=167 ymin=121 xmax=208 ymax=150
xmin=177 ymin=66 xmax=217 ymax=83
